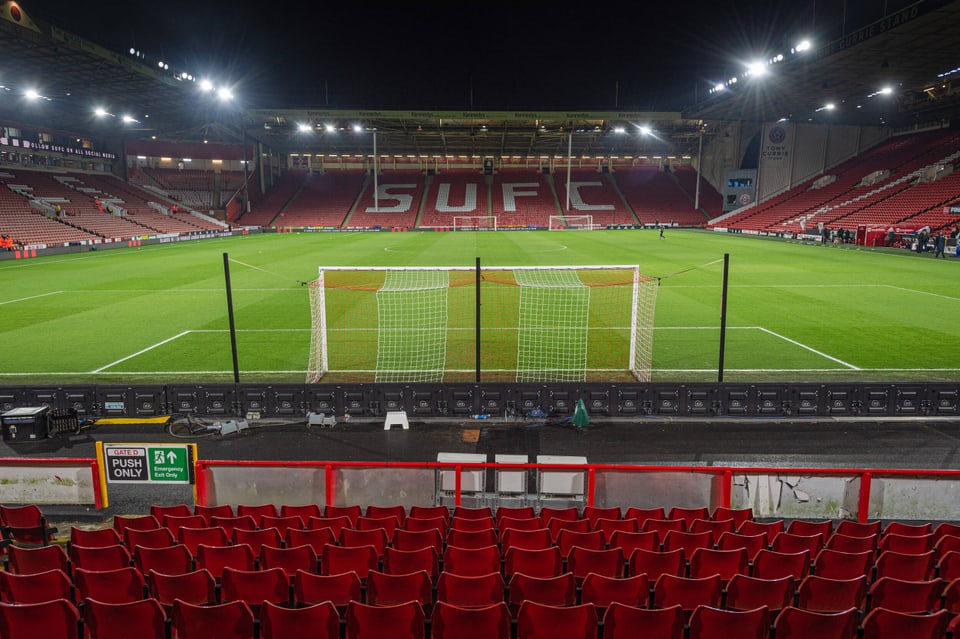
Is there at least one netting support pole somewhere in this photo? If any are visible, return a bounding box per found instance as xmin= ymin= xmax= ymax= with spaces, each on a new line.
xmin=475 ymin=257 xmax=481 ymax=383
xmin=718 ymin=253 xmax=729 ymax=383
xmin=223 ymin=252 xmax=241 ymax=384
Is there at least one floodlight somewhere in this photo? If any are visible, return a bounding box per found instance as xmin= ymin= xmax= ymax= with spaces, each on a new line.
xmin=613 ymin=126 xmax=626 ymax=134
xmin=714 ymin=83 xmax=725 ymax=92
xmin=94 ymin=107 xmax=109 ymax=117
xmin=639 ymin=126 xmax=652 ymax=135
xmin=325 ymin=123 xmax=336 ymax=132
xmin=198 ymin=79 xmax=214 ymax=92
xmin=158 ymin=61 xmax=164 ymax=68
xmin=747 ymin=61 xmax=767 ymax=77
xmin=121 ymin=115 xmax=138 ymax=123
xmin=297 ymin=123 xmax=312 ymax=133
xmin=795 ymin=40 xmax=811 ymax=53
xmin=217 ymin=87 xmax=233 ymax=101
xmin=24 ymin=89 xmax=40 ymax=100
xmin=129 ymin=47 xmax=135 ymax=55
xmin=353 ymin=124 xmax=364 ymax=132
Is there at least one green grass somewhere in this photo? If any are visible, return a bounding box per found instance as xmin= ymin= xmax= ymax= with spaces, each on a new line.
xmin=1 ymin=229 xmax=958 ymax=384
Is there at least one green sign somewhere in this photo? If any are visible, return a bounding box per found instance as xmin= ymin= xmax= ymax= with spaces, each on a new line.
xmin=149 ymin=446 xmax=189 ymax=482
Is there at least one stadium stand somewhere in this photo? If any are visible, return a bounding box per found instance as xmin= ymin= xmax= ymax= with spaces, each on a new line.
xmin=491 ymin=169 xmax=560 ymax=228
xmin=417 ymin=170 xmax=490 ymax=228
xmin=614 ymin=165 xmax=711 ymax=227
xmin=713 ymin=128 xmax=960 ymax=234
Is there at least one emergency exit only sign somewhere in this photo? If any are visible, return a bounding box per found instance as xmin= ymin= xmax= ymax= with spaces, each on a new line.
xmin=103 ymin=444 xmax=192 ymax=484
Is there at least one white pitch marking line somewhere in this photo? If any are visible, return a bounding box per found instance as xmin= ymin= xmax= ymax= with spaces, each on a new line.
xmin=91 ymin=331 xmax=192 ymax=373
xmin=0 ymin=291 xmax=64 ymax=306
xmin=882 ymin=285 xmax=960 ymax=302
xmin=756 ymin=327 xmax=860 ymax=370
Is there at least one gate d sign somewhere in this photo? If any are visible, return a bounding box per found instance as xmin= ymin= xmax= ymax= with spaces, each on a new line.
xmin=104 ymin=446 xmax=148 ymax=482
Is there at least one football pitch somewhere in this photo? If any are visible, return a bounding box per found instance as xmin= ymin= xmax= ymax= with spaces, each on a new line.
xmin=1 ymin=229 xmax=958 ymax=385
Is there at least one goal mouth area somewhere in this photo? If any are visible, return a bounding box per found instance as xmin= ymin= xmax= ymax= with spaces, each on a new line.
xmin=307 ymin=265 xmax=657 ymax=385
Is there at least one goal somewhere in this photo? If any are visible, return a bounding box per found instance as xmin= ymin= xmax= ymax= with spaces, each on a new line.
xmin=549 ymin=215 xmax=595 ymax=230
xmin=306 ymin=265 xmax=658 ymax=384
xmin=453 ymin=216 xmax=498 ymax=231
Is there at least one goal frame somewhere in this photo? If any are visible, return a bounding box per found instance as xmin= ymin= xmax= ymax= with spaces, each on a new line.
xmin=307 ymin=264 xmax=656 ymax=384
xmin=549 ymin=215 xmax=595 ymax=230
xmin=453 ymin=215 xmax=498 ymax=231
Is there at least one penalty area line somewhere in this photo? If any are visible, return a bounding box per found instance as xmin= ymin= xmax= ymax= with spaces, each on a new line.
xmin=756 ymin=327 xmax=860 ymax=370
xmin=91 ymin=331 xmax=192 ymax=373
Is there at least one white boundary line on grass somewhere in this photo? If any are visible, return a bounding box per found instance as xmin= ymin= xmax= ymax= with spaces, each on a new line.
xmin=0 ymin=291 xmax=64 ymax=305
xmin=91 ymin=331 xmax=192 ymax=373
xmin=881 ymin=284 xmax=960 ymax=302
xmin=755 ymin=327 xmax=860 ymax=370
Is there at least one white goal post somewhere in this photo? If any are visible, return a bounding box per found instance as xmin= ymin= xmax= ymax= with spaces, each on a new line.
xmin=549 ymin=215 xmax=595 ymax=230
xmin=453 ymin=216 xmax=498 ymax=231
xmin=307 ymin=265 xmax=658 ymax=384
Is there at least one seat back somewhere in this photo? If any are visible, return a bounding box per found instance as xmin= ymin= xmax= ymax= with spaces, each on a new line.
xmin=503 ymin=545 xmax=563 ymax=579
xmin=0 ymin=598 xmax=80 ymax=639
xmin=0 ymin=568 xmax=72 ymax=604
xmin=260 ymin=600 xmax=339 ymax=639
xmin=579 ymin=572 xmax=650 ymax=613
xmin=344 ymin=600 xmax=426 ymax=639
xmin=293 ymin=569 xmax=362 ymax=614
xmin=220 ymin=566 xmax=290 ymax=615
xmin=724 ymin=573 xmax=794 ymax=614
xmin=687 ymin=604 xmax=770 ymax=639
xmin=515 ymin=601 xmax=598 ymax=639
xmin=773 ymin=606 xmax=859 ymax=639
xmin=860 ymin=606 xmax=950 ymax=639
xmin=133 ymin=543 xmax=193 ymax=576
xmin=81 ymin=597 xmax=166 ymax=639
xmin=602 ymin=602 xmax=683 ymax=639
xmin=366 ymin=569 xmax=433 ymax=608
xmin=74 ymin=567 xmax=146 ymax=604
xmin=147 ymin=568 xmax=217 ymax=610
xmin=429 ymin=601 xmax=511 ymax=639
xmin=171 ymin=599 xmax=255 ymax=639
xmin=796 ymin=574 xmax=868 ymax=613
xmin=435 ymin=571 xmax=505 ymax=608
xmin=442 ymin=544 xmax=501 ymax=577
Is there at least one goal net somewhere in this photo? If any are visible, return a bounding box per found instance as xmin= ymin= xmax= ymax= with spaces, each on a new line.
xmin=549 ymin=215 xmax=595 ymax=230
xmin=453 ymin=216 xmax=498 ymax=231
xmin=307 ymin=265 xmax=658 ymax=384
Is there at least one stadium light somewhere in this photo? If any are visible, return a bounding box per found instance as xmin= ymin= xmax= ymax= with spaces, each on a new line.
xmin=794 ymin=39 xmax=812 ymax=53
xmin=325 ymin=123 xmax=336 ymax=132
xmin=297 ymin=122 xmax=312 ymax=133
xmin=815 ymin=103 xmax=835 ymax=112
xmin=121 ymin=114 xmax=139 ymax=124
xmin=746 ymin=61 xmax=768 ymax=77
xmin=217 ymin=87 xmax=233 ymax=101
xmin=868 ymin=86 xmax=894 ymax=98
xmin=93 ymin=107 xmax=112 ymax=117
xmin=198 ymin=79 xmax=214 ymax=92
xmin=24 ymin=88 xmax=40 ymax=100
xmin=639 ymin=126 xmax=652 ymax=135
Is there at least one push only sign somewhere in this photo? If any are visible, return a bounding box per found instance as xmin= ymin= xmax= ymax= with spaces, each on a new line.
xmin=102 ymin=444 xmax=193 ymax=484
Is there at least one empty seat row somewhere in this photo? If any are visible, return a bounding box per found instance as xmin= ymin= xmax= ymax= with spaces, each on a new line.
xmin=3 ymin=596 xmax=958 ymax=639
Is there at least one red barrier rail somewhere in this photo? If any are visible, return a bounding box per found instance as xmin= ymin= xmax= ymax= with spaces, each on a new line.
xmin=194 ymin=460 xmax=960 ymax=522
xmin=0 ymin=457 xmax=104 ymax=509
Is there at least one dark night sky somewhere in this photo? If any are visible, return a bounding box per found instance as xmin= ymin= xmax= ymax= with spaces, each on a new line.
xmin=24 ymin=1 xmax=899 ymax=111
